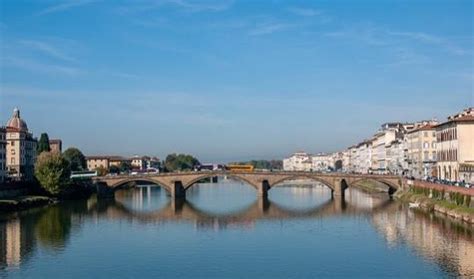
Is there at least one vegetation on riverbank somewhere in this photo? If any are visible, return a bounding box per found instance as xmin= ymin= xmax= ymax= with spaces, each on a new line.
xmin=397 ymin=191 xmax=474 ymax=224
xmin=0 ymin=196 xmax=54 ymax=211
xmin=352 ymin=180 xmax=388 ymax=193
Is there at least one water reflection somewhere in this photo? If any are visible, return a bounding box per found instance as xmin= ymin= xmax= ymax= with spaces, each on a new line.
xmin=0 ymin=181 xmax=472 ymax=277
xmin=372 ymin=203 xmax=474 ymax=277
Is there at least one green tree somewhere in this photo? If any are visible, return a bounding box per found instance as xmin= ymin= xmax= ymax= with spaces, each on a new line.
xmin=119 ymin=161 xmax=132 ymax=173
xmin=37 ymin=133 xmax=51 ymax=154
xmin=35 ymin=152 xmax=71 ymax=195
xmin=164 ymin=153 xmax=200 ymax=172
xmin=35 ymin=205 xmax=72 ymax=250
xmin=63 ymin=147 xmax=86 ymax=171
xmin=109 ymin=165 xmax=120 ymax=174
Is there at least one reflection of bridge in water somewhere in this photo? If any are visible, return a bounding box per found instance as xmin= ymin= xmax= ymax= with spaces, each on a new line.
xmin=86 ymin=194 xmax=394 ymax=228
xmin=93 ymin=171 xmax=403 ymax=199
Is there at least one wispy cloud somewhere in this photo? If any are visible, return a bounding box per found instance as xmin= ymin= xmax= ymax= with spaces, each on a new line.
xmin=166 ymin=0 xmax=233 ymax=12
xmin=36 ymin=0 xmax=98 ymax=16
xmin=1 ymin=56 xmax=82 ymax=76
xmin=288 ymin=7 xmax=322 ymax=17
xmin=116 ymin=0 xmax=233 ymax=15
xmin=19 ymin=39 xmax=77 ymax=62
xmin=248 ymin=22 xmax=292 ymax=36
xmin=324 ymin=25 xmax=469 ymax=56
xmin=387 ymin=31 xmax=468 ymax=55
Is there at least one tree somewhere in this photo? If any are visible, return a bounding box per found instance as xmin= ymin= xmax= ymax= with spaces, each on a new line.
xmin=164 ymin=153 xmax=200 ymax=172
xmin=37 ymin=133 xmax=51 ymax=154
xmin=63 ymin=147 xmax=86 ymax=171
xmin=119 ymin=161 xmax=132 ymax=173
xmin=109 ymin=165 xmax=120 ymax=174
xmin=35 ymin=152 xmax=71 ymax=195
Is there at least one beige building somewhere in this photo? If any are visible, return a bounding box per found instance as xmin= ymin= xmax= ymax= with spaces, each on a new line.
xmin=87 ymin=156 xmax=111 ymax=171
xmin=406 ymin=124 xmax=438 ymax=179
xmin=87 ymin=156 xmax=130 ymax=171
xmin=49 ymin=139 xmax=62 ymax=153
xmin=5 ymin=108 xmax=37 ymax=181
xmin=436 ymin=107 xmax=474 ymax=183
xmin=0 ymin=127 xmax=6 ymax=183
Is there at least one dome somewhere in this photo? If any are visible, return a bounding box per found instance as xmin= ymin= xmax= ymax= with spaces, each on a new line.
xmin=6 ymin=108 xmax=28 ymax=131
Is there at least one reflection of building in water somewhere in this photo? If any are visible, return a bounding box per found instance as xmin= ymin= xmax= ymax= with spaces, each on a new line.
xmin=0 ymin=219 xmax=23 ymax=268
xmin=372 ymin=207 xmax=474 ymax=277
xmin=345 ymin=189 xmax=387 ymax=210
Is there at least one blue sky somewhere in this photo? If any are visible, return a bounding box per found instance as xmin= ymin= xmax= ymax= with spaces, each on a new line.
xmin=0 ymin=0 xmax=473 ymax=162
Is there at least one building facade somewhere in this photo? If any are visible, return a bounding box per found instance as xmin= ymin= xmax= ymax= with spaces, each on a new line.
xmin=406 ymin=125 xmax=438 ymax=179
xmin=311 ymin=153 xmax=332 ymax=172
xmin=86 ymin=156 xmax=111 ymax=171
xmin=283 ymin=152 xmax=312 ymax=171
xmin=5 ymin=108 xmax=37 ymax=181
xmin=0 ymin=127 xmax=6 ymax=184
xmin=436 ymin=108 xmax=474 ymax=183
xmin=49 ymin=139 xmax=62 ymax=153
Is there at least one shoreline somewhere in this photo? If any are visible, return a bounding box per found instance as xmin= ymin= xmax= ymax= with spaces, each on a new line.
xmin=396 ymin=191 xmax=474 ymax=224
xmin=0 ymin=195 xmax=55 ymax=212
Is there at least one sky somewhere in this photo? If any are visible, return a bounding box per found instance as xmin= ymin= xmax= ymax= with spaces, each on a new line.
xmin=0 ymin=0 xmax=473 ymax=162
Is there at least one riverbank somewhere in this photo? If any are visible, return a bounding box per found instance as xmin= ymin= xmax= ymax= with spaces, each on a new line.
xmin=396 ymin=191 xmax=474 ymax=224
xmin=0 ymin=195 xmax=55 ymax=212
xmin=352 ymin=180 xmax=388 ymax=194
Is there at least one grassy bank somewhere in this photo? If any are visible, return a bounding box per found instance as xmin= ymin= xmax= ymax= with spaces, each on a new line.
xmin=352 ymin=180 xmax=388 ymax=194
xmin=397 ymin=191 xmax=474 ymax=224
xmin=0 ymin=196 xmax=54 ymax=211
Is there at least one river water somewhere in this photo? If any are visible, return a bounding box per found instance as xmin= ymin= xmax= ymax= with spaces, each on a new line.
xmin=0 ymin=179 xmax=473 ymax=278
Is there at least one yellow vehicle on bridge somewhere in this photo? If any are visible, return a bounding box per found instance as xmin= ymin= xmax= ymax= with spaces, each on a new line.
xmin=225 ymin=164 xmax=254 ymax=172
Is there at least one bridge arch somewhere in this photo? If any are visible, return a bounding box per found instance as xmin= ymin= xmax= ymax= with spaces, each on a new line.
xmin=349 ymin=178 xmax=399 ymax=195
xmin=268 ymin=175 xmax=335 ymax=191
xmin=109 ymin=177 xmax=173 ymax=193
xmin=183 ymin=173 xmax=260 ymax=190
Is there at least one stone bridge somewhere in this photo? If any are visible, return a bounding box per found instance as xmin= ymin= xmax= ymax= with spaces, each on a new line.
xmin=92 ymin=171 xmax=404 ymax=199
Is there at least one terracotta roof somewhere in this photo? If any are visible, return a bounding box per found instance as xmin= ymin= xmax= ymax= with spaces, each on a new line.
xmin=435 ymin=115 xmax=474 ymax=127
xmin=6 ymin=108 xmax=28 ymax=132
xmin=407 ymin=124 xmax=436 ymax=134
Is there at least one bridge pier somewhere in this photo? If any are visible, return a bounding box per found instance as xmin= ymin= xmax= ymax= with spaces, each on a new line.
xmin=257 ymin=196 xmax=270 ymax=213
xmin=170 ymin=181 xmax=186 ymax=199
xmin=257 ymin=180 xmax=270 ymax=197
xmin=333 ymin=179 xmax=348 ymax=197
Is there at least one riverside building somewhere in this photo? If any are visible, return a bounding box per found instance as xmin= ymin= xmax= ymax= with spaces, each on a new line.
xmin=0 ymin=127 xmax=6 ymax=183
xmin=5 ymin=108 xmax=37 ymax=181
xmin=406 ymin=124 xmax=438 ymax=179
xmin=435 ymin=108 xmax=474 ymax=183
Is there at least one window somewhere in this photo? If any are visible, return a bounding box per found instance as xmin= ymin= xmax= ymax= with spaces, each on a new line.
xmin=11 ymin=141 xmax=15 ymax=146
xmin=424 ymin=131 xmax=428 ymax=137
xmin=423 ymin=142 xmax=429 ymax=149
xmin=11 ymin=158 xmax=15 ymax=164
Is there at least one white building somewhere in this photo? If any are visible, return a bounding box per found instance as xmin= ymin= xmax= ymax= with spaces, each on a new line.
xmin=283 ymin=152 xmax=312 ymax=171
xmin=386 ymin=139 xmax=406 ymax=175
xmin=311 ymin=153 xmax=332 ymax=172
xmin=354 ymin=140 xmax=374 ymax=174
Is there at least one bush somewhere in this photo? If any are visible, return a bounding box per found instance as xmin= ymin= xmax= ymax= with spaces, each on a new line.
xmin=34 ymin=152 xmax=71 ymax=195
xmin=464 ymin=195 xmax=471 ymax=207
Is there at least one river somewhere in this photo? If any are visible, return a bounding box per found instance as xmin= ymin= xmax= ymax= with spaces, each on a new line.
xmin=0 ymin=179 xmax=473 ymax=278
